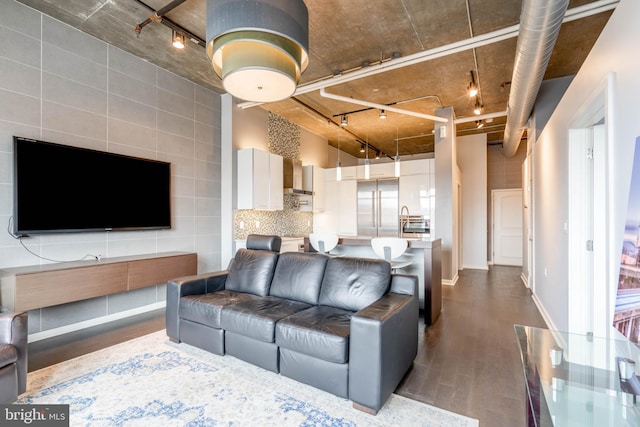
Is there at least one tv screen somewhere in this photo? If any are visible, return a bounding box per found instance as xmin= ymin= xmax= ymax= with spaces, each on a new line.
xmin=13 ymin=137 xmax=171 ymax=235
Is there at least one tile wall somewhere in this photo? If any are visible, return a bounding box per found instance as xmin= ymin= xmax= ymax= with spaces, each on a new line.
xmin=0 ymin=1 xmax=222 ymax=336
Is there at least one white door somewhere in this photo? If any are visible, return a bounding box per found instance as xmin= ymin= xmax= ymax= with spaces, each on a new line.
xmin=493 ymin=189 xmax=523 ymax=266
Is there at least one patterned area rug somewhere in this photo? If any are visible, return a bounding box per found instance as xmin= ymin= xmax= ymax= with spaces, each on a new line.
xmin=20 ymin=331 xmax=478 ymax=427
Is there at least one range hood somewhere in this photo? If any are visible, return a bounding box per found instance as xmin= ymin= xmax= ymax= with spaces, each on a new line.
xmin=283 ymin=158 xmax=312 ymax=195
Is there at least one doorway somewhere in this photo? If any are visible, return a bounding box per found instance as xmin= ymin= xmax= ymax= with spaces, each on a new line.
xmin=492 ymin=189 xmax=523 ymax=266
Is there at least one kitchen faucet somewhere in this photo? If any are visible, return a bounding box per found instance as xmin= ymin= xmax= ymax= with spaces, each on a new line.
xmin=400 ymin=205 xmax=410 ymax=237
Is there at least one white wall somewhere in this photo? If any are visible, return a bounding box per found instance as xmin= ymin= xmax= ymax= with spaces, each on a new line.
xmin=531 ymin=0 xmax=640 ymax=332
xmin=458 ymin=134 xmax=488 ymax=270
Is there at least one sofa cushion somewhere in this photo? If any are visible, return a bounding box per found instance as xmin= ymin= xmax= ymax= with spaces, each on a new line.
xmin=269 ymin=252 xmax=329 ymax=304
xmin=275 ymin=305 xmax=353 ymax=364
xmin=225 ymin=249 xmax=279 ymax=296
xmin=221 ymin=296 xmax=311 ymax=343
xmin=318 ymin=257 xmax=391 ymax=312
xmin=180 ymin=290 xmax=260 ymax=328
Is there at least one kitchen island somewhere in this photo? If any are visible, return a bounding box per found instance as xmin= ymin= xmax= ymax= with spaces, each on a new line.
xmin=303 ymin=236 xmax=442 ymax=327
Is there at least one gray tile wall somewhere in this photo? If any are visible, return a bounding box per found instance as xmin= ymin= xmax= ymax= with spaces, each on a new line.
xmin=0 ymin=1 xmax=222 ymax=336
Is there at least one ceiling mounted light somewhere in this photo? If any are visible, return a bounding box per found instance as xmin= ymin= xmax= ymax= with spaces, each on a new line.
xmin=474 ymin=98 xmax=483 ymax=115
xmin=206 ymin=0 xmax=309 ymax=103
xmin=379 ymin=109 xmax=387 ymax=119
xmin=341 ymin=115 xmax=348 ymax=127
xmin=476 ymin=120 xmax=484 ymax=129
xmin=467 ymin=70 xmax=478 ymax=98
xmin=172 ymin=30 xmax=186 ymax=49
xmin=359 ymin=142 xmax=365 ymax=153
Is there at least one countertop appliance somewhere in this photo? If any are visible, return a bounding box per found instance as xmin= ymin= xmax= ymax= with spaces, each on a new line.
xmin=400 ymin=214 xmax=430 ymax=238
xmin=357 ymin=178 xmax=399 ymax=237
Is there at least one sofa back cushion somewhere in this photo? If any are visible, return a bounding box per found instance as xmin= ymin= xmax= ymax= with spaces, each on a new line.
xmin=318 ymin=257 xmax=391 ymax=311
xmin=226 ymin=249 xmax=279 ymax=296
xmin=269 ymin=253 xmax=329 ymax=304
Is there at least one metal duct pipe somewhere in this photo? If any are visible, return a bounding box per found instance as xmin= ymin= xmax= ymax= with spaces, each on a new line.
xmin=502 ymin=0 xmax=569 ymax=157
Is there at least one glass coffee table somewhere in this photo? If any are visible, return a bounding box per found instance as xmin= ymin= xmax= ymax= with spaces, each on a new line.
xmin=515 ymin=325 xmax=640 ymax=426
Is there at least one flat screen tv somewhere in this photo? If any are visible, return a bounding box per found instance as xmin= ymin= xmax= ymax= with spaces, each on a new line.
xmin=13 ymin=136 xmax=171 ymax=235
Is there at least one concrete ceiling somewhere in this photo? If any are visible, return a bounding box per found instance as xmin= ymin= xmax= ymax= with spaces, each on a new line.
xmin=17 ymin=0 xmax=615 ymax=159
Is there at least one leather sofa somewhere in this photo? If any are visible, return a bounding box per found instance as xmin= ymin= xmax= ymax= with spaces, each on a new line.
xmin=166 ymin=235 xmax=419 ymax=414
xmin=0 ymin=311 xmax=28 ymax=403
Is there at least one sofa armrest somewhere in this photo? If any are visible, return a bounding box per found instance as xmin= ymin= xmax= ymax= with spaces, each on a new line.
xmin=348 ymin=275 xmax=419 ymax=413
xmin=165 ymin=271 xmax=229 ymax=340
xmin=0 ymin=312 xmax=28 ymax=395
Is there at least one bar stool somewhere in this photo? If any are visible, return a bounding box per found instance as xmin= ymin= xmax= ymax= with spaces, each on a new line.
xmin=309 ymin=233 xmax=339 ymax=255
xmin=371 ymin=237 xmax=412 ymax=271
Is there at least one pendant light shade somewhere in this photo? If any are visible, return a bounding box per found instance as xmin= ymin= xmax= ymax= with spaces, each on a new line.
xmin=206 ymin=0 xmax=309 ymax=103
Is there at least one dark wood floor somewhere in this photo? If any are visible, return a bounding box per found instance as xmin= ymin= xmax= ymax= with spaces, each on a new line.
xmin=29 ymin=265 xmax=545 ymax=426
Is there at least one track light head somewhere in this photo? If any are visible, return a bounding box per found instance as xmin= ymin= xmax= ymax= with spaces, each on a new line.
xmin=475 ymin=120 xmax=484 ymax=129
xmin=379 ymin=109 xmax=387 ymax=119
xmin=172 ymin=30 xmax=185 ymax=49
xmin=473 ymin=98 xmax=483 ymax=115
xmin=341 ymin=115 xmax=348 ymax=127
xmin=359 ymin=143 xmax=365 ymax=153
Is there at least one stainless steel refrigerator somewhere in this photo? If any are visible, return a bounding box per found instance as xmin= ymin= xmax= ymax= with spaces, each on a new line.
xmin=357 ymin=178 xmax=399 ymax=237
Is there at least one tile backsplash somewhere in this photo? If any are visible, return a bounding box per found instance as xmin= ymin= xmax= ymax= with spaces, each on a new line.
xmin=234 ymin=195 xmax=313 ymax=239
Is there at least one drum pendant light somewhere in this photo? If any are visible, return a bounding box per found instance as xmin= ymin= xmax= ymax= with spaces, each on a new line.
xmin=206 ymin=0 xmax=309 ymax=103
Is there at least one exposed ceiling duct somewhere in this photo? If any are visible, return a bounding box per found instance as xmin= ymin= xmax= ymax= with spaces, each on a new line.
xmin=502 ymin=0 xmax=570 ymax=158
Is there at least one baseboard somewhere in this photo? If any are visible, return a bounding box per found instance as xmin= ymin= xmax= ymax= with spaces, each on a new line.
xmin=531 ymin=293 xmax=556 ymax=331
xmin=520 ymin=272 xmax=529 ymax=288
xmin=442 ymin=273 xmax=459 ymax=286
xmin=28 ymin=301 xmax=167 ymax=343
xmin=461 ymin=264 xmax=490 ymax=271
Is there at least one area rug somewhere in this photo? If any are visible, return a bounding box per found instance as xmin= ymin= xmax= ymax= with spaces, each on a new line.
xmin=19 ymin=331 xmax=478 ymax=427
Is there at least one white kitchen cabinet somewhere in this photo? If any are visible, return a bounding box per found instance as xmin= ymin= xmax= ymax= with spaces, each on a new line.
xmin=400 ymin=158 xmax=433 ymax=175
xmin=237 ymin=148 xmax=283 ymax=210
xmin=340 ymin=165 xmax=358 ymax=180
xmin=302 ymin=165 xmax=325 ymax=212
xmin=357 ymin=162 xmax=395 ymax=179
xmin=323 ymin=179 xmax=357 ymax=236
xmin=399 ymin=173 xmax=434 ymax=216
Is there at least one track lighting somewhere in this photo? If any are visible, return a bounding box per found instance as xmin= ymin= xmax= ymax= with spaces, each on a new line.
xmin=360 ymin=143 xmax=365 ymax=153
xmin=476 ymin=120 xmax=484 ymax=129
xmin=379 ymin=109 xmax=387 ymax=119
xmin=375 ymin=151 xmax=380 ymax=159
xmin=172 ymin=30 xmax=185 ymax=49
xmin=473 ymin=98 xmax=483 ymax=115
xmin=341 ymin=115 xmax=348 ymax=127
xmin=467 ymin=70 xmax=478 ymax=97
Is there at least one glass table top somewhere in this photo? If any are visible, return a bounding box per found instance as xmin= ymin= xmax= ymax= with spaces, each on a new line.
xmin=514 ymin=325 xmax=640 ymax=426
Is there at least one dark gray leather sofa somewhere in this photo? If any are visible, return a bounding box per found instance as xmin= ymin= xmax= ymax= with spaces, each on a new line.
xmin=0 ymin=311 xmax=28 ymax=403
xmin=166 ymin=235 xmax=419 ymax=414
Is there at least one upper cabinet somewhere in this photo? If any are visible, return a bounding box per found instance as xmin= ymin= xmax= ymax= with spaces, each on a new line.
xmin=399 ymin=158 xmax=433 ymax=175
xmin=357 ymin=162 xmax=395 ymax=179
xmin=237 ymin=148 xmax=283 ymax=210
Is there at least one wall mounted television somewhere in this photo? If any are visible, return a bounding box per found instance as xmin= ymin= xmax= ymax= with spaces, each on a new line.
xmin=13 ymin=136 xmax=171 ymax=235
